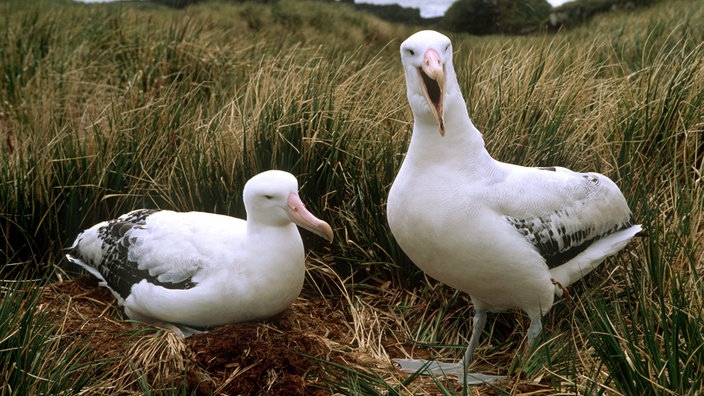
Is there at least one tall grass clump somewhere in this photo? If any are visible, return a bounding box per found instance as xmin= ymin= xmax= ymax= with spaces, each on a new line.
xmin=581 ymin=39 xmax=704 ymax=392
xmin=0 ymin=0 xmax=702 ymax=393
xmin=0 ymin=277 xmax=105 ymax=395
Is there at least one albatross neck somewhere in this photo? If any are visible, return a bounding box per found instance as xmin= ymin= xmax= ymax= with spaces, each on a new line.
xmin=407 ymin=97 xmax=495 ymax=173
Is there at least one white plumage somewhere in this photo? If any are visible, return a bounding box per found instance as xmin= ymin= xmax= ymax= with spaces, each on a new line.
xmin=66 ymin=170 xmax=333 ymax=336
xmin=387 ymin=30 xmax=642 ymax=383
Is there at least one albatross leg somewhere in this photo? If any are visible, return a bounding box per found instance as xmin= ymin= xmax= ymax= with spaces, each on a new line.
xmin=461 ymin=308 xmax=487 ymax=364
xmin=526 ymin=316 xmax=543 ymax=346
xmin=393 ymin=309 xmax=506 ymax=384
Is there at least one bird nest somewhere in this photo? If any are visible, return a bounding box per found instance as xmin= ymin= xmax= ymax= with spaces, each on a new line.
xmin=38 ymin=276 xmax=359 ymax=395
xmin=37 ymin=276 xmax=555 ymax=395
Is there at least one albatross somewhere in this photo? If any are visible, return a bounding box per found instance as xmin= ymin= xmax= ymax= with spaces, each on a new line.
xmin=66 ymin=170 xmax=333 ymax=336
xmin=387 ymin=30 xmax=642 ymax=383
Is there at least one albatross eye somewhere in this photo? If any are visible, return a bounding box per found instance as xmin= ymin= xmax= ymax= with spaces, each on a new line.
xmin=406 ymin=49 xmax=415 ymax=56
xmin=264 ymin=195 xmax=274 ymax=200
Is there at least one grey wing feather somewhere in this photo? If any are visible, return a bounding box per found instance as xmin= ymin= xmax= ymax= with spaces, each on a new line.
xmin=504 ymin=169 xmax=635 ymax=268
xmin=506 ymin=212 xmax=635 ymax=268
xmin=67 ymin=209 xmax=197 ymax=300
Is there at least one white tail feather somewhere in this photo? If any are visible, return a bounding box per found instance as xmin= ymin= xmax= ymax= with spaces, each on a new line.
xmin=549 ymin=224 xmax=642 ymax=294
xmin=65 ymin=254 xmax=126 ymax=305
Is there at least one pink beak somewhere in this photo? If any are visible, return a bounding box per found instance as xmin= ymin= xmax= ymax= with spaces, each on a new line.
xmin=420 ymin=48 xmax=445 ymax=135
xmin=285 ymin=192 xmax=334 ymax=242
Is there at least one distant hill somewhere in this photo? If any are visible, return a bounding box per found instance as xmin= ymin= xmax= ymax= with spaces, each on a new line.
xmin=145 ymin=0 xmax=664 ymax=34
xmin=338 ymin=0 xmax=440 ymax=26
xmin=335 ymin=0 xmax=663 ymax=34
xmin=548 ymin=0 xmax=660 ymax=29
xmin=443 ymin=0 xmax=552 ymax=35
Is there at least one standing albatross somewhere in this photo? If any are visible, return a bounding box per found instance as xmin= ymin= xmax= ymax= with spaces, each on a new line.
xmin=387 ymin=30 xmax=642 ymax=383
xmin=66 ymin=170 xmax=333 ymax=336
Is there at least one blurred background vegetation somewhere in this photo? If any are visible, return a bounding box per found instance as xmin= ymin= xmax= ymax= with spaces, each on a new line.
xmin=152 ymin=0 xmax=668 ymax=35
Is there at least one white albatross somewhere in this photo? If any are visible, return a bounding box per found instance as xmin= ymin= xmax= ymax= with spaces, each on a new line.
xmin=66 ymin=170 xmax=333 ymax=336
xmin=387 ymin=30 xmax=642 ymax=383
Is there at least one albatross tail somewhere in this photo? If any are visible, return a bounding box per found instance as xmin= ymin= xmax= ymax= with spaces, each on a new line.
xmin=549 ymin=224 xmax=643 ymax=294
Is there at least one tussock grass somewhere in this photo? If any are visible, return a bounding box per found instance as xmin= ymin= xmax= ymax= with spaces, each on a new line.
xmin=0 ymin=278 xmax=106 ymax=395
xmin=1 ymin=0 xmax=702 ymax=394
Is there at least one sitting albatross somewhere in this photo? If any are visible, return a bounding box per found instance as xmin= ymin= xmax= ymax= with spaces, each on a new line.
xmin=66 ymin=170 xmax=333 ymax=336
xmin=387 ymin=30 xmax=642 ymax=383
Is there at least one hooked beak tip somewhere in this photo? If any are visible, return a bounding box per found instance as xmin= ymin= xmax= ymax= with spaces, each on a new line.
xmin=286 ymin=193 xmax=334 ymax=242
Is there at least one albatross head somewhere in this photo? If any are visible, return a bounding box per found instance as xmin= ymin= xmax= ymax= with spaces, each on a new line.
xmin=400 ymin=30 xmax=454 ymax=136
xmin=243 ymin=170 xmax=334 ymax=242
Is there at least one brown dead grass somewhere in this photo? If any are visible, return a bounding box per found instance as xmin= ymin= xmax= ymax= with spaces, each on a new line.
xmin=39 ymin=276 xmax=562 ymax=395
xmin=39 ymin=276 xmax=350 ymax=395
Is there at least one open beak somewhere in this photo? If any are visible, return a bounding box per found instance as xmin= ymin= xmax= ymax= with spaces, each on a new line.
xmin=419 ymin=48 xmax=445 ymax=135
xmin=286 ymin=192 xmax=334 ymax=242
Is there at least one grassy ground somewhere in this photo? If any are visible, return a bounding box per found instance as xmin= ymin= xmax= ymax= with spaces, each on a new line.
xmin=1 ymin=0 xmax=702 ymax=394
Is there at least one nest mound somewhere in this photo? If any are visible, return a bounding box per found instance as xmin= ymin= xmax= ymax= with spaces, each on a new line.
xmin=39 ymin=276 xmax=355 ymax=395
xmin=38 ymin=276 xmax=554 ymax=394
